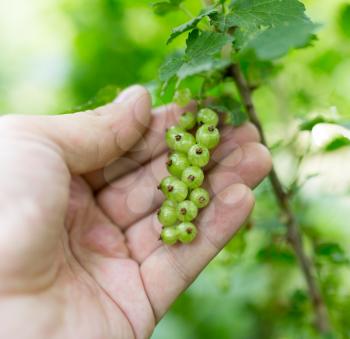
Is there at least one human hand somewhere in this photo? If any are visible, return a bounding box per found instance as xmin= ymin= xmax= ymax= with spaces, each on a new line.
xmin=0 ymin=85 xmax=272 ymax=339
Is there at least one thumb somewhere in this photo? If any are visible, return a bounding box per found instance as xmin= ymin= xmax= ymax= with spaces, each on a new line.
xmin=8 ymin=85 xmax=152 ymax=174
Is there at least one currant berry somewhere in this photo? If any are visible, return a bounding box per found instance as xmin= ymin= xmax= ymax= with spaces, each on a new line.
xmin=165 ymin=126 xmax=184 ymax=149
xmin=181 ymin=166 xmax=204 ymax=189
xmin=160 ymin=227 xmax=178 ymax=245
xmin=166 ymin=129 xmax=196 ymax=154
xmin=160 ymin=176 xmax=188 ymax=202
xmin=188 ymin=144 xmax=210 ymax=167
xmin=197 ymin=108 xmax=219 ymax=126
xmin=157 ymin=206 xmax=178 ymax=226
xmin=196 ymin=124 xmax=220 ymax=150
xmin=190 ymin=187 xmax=210 ymax=208
xmin=179 ymin=112 xmax=196 ymax=130
xmin=162 ymin=199 xmax=177 ymax=209
xmin=174 ymin=88 xmax=192 ymax=107
xmin=176 ymin=222 xmax=198 ymax=244
xmin=167 ymin=152 xmax=190 ymax=178
xmin=176 ymin=200 xmax=198 ymax=222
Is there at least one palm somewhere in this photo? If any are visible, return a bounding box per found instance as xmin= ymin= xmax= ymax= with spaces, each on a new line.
xmin=0 ymin=100 xmax=271 ymax=339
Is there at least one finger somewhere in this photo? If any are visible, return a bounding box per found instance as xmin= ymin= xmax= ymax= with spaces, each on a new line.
xmin=85 ymin=102 xmax=197 ymax=191
xmin=140 ymin=183 xmax=255 ymax=320
xmin=97 ymin=124 xmax=261 ymax=229
xmin=2 ymin=85 xmax=152 ymax=174
xmin=125 ymin=142 xmax=272 ymax=263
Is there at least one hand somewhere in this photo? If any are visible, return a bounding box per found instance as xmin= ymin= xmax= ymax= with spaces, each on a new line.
xmin=0 ymin=85 xmax=272 ymax=339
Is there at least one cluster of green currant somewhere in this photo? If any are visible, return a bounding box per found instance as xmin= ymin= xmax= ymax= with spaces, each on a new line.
xmin=157 ymin=108 xmax=220 ymax=245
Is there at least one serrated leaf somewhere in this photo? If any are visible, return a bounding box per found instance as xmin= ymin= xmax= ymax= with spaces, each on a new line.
xmin=185 ymin=30 xmax=233 ymax=59
xmin=159 ymin=52 xmax=184 ymax=82
xmin=242 ymin=21 xmax=318 ymax=60
xmin=177 ymin=30 xmax=233 ymax=79
xmin=324 ymin=135 xmax=350 ymax=152
xmin=214 ymin=0 xmax=318 ymax=59
xmin=229 ymin=0 xmax=311 ymax=30
xmin=210 ymin=12 xmax=238 ymax=32
xmin=167 ymin=7 xmax=218 ymax=44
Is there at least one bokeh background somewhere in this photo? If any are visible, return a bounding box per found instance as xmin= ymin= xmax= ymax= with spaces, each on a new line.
xmin=1 ymin=0 xmax=350 ymax=337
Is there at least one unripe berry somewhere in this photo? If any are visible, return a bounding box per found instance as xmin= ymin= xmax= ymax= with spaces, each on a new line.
xmin=176 ymin=200 xmax=198 ymax=222
xmin=162 ymin=199 xmax=177 ymax=209
xmin=157 ymin=206 xmax=178 ymax=226
xmin=179 ymin=112 xmax=196 ymax=130
xmin=196 ymin=124 xmax=220 ymax=149
xmin=190 ymin=187 xmax=210 ymax=208
xmin=177 ymin=222 xmax=198 ymax=244
xmin=181 ymin=166 xmax=204 ymax=189
xmin=167 ymin=152 xmax=190 ymax=178
xmin=188 ymin=144 xmax=210 ymax=167
xmin=197 ymin=108 xmax=219 ymax=126
xmin=160 ymin=227 xmax=178 ymax=245
xmin=166 ymin=129 xmax=196 ymax=154
xmin=160 ymin=176 xmax=188 ymax=202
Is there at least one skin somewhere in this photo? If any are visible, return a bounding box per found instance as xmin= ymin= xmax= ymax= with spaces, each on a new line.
xmin=0 ymin=85 xmax=272 ymax=339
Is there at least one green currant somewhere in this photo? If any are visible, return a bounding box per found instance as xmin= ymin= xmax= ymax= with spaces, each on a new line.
xmin=165 ymin=126 xmax=184 ymax=149
xmin=174 ymin=88 xmax=192 ymax=107
xmin=167 ymin=152 xmax=190 ymax=178
xmin=166 ymin=129 xmax=195 ymax=154
xmin=196 ymin=124 xmax=220 ymax=150
xmin=159 ymin=176 xmax=188 ymax=202
xmin=157 ymin=206 xmax=178 ymax=226
xmin=176 ymin=200 xmax=198 ymax=222
xmin=176 ymin=222 xmax=198 ymax=244
xmin=190 ymin=187 xmax=210 ymax=208
xmin=160 ymin=227 xmax=178 ymax=245
xmin=179 ymin=112 xmax=196 ymax=130
xmin=181 ymin=166 xmax=204 ymax=189
xmin=188 ymin=144 xmax=210 ymax=167
xmin=162 ymin=199 xmax=177 ymax=209
xmin=197 ymin=108 xmax=219 ymax=126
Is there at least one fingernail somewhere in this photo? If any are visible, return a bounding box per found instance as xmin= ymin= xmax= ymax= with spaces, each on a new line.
xmin=219 ymin=184 xmax=248 ymax=205
xmin=114 ymin=85 xmax=143 ymax=103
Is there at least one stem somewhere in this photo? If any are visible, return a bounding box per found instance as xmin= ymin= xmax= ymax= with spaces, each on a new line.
xmin=229 ymin=64 xmax=330 ymax=333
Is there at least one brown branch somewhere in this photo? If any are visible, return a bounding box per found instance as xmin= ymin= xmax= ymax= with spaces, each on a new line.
xmin=229 ymin=64 xmax=330 ymax=333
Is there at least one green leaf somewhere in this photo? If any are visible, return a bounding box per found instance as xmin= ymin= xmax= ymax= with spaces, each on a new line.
xmin=316 ymin=243 xmax=349 ymax=264
xmin=257 ymin=244 xmax=296 ymax=265
xmin=210 ymin=12 xmax=238 ymax=32
xmin=178 ymin=58 xmax=230 ymax=79
xmin=324 ymin=136 xmax=350 ymax=152
xmin=242 ymin=21 xmax=318 ymax=60
xmin=208 ymin=96 xmax=247 ymax=126
xmin=160 ymin=30 xmax=233 ymax=81
xmin=177 ymin=30 xmax=233 ymax=79
xmin=229 ymin=0 xmax=312 ymax=30
xmin=152 ymin=0 xmax=184 ymax=16
xmin=299 ymin=115 xmax=335 ymax=131
xmin=212 ymin=0 xmax=318 ymax=59
xmin=167 ymin=7 xmax=218 ymax=44
xmin=185 ymin=30 xmax=233 ymax=60
xmin=159 ymin=52 xmax=184 ymax=82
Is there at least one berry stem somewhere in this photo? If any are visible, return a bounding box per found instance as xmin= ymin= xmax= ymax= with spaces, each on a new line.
xmin=229 ymin=63 xmax=330 ymax=333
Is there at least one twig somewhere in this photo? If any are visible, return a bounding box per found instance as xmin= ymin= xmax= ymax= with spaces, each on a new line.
xmin=228 ymin=64 xmax=330 ymax=333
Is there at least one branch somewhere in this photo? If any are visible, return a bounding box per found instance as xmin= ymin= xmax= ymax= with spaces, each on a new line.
xmin=229 ymin=64 xmax=330 ymax=333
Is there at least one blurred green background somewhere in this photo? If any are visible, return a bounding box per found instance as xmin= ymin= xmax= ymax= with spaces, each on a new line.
xmin=1 ymin=0 xmax=350 ymax=337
